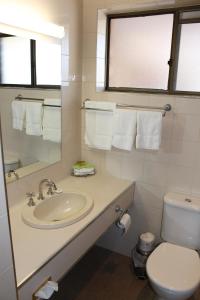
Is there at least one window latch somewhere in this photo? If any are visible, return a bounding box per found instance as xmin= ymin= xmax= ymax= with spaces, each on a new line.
xmin=168 ymin=59 xmax=173 ymax=66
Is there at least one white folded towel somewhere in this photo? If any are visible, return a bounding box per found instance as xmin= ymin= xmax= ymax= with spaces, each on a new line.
xmin=12 ymin=100 xmax=26 ymax=130
xmin=43 ymin=99 xmax=61 ymax=143
xmin=26 ymin=102 xmax=43 ymax=136
xmin=136 ymin=111 xmax=162 ymax=150
xmin=84 ymin=100 xmax=116 ymax=150
xmin=112 ymin=109 xmax=137 ymax=151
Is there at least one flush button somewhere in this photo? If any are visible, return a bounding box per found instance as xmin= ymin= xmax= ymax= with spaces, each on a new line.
xmin=185 ymin=198 xmax=192 ymax=203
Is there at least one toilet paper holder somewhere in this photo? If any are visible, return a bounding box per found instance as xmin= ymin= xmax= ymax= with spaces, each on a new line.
xmin=32 ymin=276 xmax=58 ymax=300
xmin=115 ymin=205 xmax=126 ymax=217
xmin=32 ymin=277 xmax=51 ymax=300
xmin=115 ymin=205 xmax=131 ymax=235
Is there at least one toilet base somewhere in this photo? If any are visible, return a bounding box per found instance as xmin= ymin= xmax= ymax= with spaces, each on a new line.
xmin=149 ymin=279 xmax=196 ymax=300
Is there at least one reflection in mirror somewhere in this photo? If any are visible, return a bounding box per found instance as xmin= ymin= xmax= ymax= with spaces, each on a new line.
xmin=0 ymin=33 xmax=62 ymax=183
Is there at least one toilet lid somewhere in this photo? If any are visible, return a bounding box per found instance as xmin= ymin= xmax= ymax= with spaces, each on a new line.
xmin=146 ymin=242 xmax=200 ymax=292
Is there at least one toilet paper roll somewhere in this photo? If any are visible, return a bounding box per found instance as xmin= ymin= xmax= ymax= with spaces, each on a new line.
xmin=117 ymin=213 xmax=131 ymax=234
xmin=35 ymin=281 xmax=58 ymax=299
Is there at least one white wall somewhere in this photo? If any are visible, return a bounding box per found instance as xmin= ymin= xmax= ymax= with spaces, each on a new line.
xmin=0 ymin=127 xmax=17 ymax=300
xmin=81 ymin=0 xmax=200 ymax=256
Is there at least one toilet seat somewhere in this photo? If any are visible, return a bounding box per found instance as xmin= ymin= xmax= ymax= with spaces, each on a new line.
xmin=146 ymin=242 xmax=200 ymax=292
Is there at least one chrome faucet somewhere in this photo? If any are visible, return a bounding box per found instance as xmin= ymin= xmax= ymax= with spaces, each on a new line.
xmin=38 ymin=179 xmax=57 ymax=200
xmin=7 ymin=169 xmax=19 ymax=180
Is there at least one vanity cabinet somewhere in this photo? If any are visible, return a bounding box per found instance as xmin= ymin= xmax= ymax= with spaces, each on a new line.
xmin=18 ymin=184 xmax=134 ymax=300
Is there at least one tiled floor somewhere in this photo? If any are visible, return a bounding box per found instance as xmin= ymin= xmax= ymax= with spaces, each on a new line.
xmin=52 ymin=246 xmax=200 ymax=300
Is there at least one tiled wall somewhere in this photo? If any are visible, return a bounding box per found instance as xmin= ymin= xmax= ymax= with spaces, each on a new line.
xmin=0 ymin=133 xmax=17 ymax=300
xmin=82 ymin=0 xmax=200 ymax=256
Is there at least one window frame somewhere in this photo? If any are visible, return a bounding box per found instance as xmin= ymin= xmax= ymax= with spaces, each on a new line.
xmin=105 ymin=5 xmax=200 ymax=96
xmin=0 ymin=37 xmax=60 ymax=89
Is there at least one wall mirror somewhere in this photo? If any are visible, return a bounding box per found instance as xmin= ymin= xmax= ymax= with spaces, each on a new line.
xmin=0 ymin=32 xmax=62 ymax=183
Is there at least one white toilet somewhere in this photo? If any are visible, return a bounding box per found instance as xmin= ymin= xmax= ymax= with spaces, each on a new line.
xmin=146 ymin=192 xmax=200 ymax=300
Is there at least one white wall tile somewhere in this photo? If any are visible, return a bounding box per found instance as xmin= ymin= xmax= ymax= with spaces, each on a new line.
xmin=105 ymin=151 xmax=122 ymax=178
xmin=121 ymin=154 xmax=144 ymax=181
xmin=83 ymin=33 xmax=97 ymax=59
xmin=169 ymin=141 xmax=199 ymax=168
xmin=142 ymin=161 xmax=168 ymax=187
xmin=172 ymin=114 xmax=200 ymax=142
xmin=166 ymin=165 xmax=193 ymax=194
xmin=174 ymin=97 xmax=200 ymax=115
xmin=144 ymin=139 xmax=171 ymax=164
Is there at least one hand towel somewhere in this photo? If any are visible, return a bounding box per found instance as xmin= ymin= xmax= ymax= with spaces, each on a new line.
xmin=84 ymin=100 xmax=116 ymax=150
xmin=26 ymin=102 xmax=43 ymax=136
xmin=12 ymin=100 xmax=26 ymax=130
xmin=112 ymin=109 xmax=137 ymax=151
xmin=43 ymin=99 xmax=61 ymax=143
xmin=136 ymin=111 xmax=162 ymax=150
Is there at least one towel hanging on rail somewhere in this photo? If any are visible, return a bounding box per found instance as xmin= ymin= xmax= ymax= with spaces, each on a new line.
xmin=43 ymin=99 xmax=61 ymax=143
xmin=136 ymin=111 xmax=162 ymax=150
xmin=84 ymin=100 xmax=116 ymax=150
xmin=112 ymin=109 xmax=137 ymax=151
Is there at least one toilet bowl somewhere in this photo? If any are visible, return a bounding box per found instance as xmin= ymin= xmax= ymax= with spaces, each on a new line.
xmin=147 ymin=243 xmax=200 ymax=300
xmin=146 ymin=193 xmax=200 ymax=300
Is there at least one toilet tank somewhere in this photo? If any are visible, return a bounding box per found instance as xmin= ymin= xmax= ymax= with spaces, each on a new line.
xmin=4 ymin=154 xmax=19 ymax=173
xmin=161 ymin=193 xmax=200 ymax=250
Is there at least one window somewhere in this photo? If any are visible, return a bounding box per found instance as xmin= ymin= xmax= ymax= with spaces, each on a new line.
xmin=36 ymin=40 xmax=61 ymax=86
xmin=0 ymin=36 xmax=31 ymax=85
xmin=0 ymin=34 xmax=61 ymax=88
xmin=106 ymin=6 xmax=200 ymax=95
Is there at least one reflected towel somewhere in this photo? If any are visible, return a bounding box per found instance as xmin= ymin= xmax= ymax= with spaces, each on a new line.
xmin=12 ymin=100 xmax=26 ymax=130
xmin=26 ymin=102 xmax=43 ymax=136
xmin=43 ymin=99 xmax=61 ymax=143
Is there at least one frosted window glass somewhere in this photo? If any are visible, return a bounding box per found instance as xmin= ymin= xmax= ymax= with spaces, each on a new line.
xmin=109 ymin=14 xmax=174 ymax=90
xmin=36 ymin=40 xmax=61 ymax=86
xmin=1 ymin=37 xmax=31 ymax=84
xmin=176 ymin=23 xmax=200 ymax=92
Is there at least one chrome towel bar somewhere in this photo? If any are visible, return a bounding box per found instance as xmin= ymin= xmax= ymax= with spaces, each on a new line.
xmin=15 ymin=94 xmax=61 ymax=108
xmin=81 ymin=98 xmax=172 ymax=116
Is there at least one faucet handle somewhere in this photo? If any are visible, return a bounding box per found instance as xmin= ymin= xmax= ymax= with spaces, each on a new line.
xmin=46 ymin=183 xmax=54 ymax=195
xmin=7 ymin=169 xmax=19 ymax=179
xmin=26 ymin=192 xmax=36 ymax=207
xmin=26 ymin=192 xmax=35 ymax=198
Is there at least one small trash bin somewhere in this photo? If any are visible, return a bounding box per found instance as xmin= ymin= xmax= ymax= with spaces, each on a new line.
xmin=131 ymin=232 xmax=156 ymax=279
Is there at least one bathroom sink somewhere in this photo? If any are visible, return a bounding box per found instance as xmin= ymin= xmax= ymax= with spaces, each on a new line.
xmin=22 ymin=192 xmax=93 ymax=229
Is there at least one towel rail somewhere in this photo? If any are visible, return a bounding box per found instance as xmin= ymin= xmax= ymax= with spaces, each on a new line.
xmin=15 ymin=94 xmax=61 ymax=108
xmin=81 ymin=98 xmax=172 ymax=116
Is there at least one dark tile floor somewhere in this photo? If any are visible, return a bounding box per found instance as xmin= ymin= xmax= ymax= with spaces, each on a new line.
xmin=52 ymin=246 xmax=200 ymax=300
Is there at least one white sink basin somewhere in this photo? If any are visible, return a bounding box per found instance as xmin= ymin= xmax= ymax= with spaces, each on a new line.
xmin=22 ymin=192 xmax=93 ymax=229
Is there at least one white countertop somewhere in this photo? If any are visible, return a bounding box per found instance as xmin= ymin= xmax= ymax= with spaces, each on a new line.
xmin=9 ymin=173 xmax=133 ymax=287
